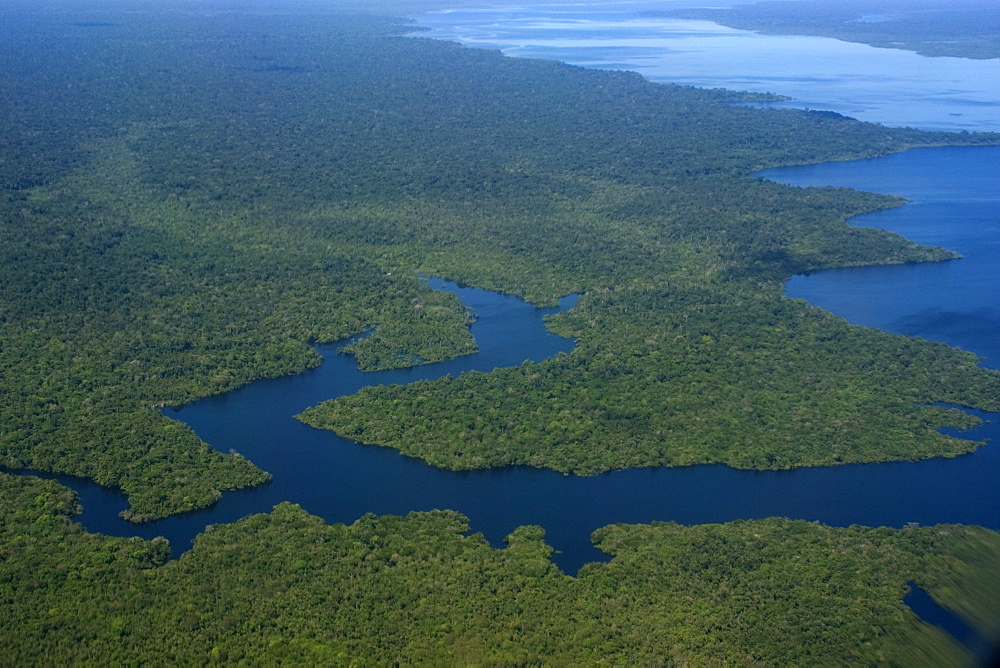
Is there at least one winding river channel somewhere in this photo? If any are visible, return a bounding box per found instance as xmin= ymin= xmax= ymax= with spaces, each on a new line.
xmin=13 ymin=4 xmax=1000 ymax=581
xmin=24 ymin=238 xmax=1000 ymax=577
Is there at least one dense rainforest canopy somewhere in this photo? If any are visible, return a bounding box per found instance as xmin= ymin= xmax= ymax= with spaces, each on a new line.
xmin=3 ymin=1 xmax=998 ymax=516
xmin=2 ymin=0 xmax=999 ymax=662
xmin=3 ymin=473 xmax=1000 ymax=664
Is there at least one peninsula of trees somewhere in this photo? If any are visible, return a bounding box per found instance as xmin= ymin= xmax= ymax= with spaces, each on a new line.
xmin=2 ymin=0 xmax=999 ymax=662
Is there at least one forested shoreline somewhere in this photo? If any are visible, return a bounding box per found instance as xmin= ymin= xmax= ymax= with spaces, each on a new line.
xmin=2 ymin=0 xmax=999 ymax=661
xmin=3 ymin=473 xmax=999 ymax=664
xmin=3 ymin=5 xmax=998 ymax=518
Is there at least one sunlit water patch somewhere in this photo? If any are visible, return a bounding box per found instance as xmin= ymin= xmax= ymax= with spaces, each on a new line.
xmin=411 ymin=1 xmax=1000 ymax=131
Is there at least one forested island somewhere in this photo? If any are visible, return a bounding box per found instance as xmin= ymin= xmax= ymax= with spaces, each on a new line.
xmin=2 ymin=0 xmax=999 ymax=662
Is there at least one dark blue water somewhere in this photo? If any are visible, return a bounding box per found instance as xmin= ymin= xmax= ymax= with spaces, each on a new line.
xmin=904 ymin=583 xmax=992 ymax=659
xmin=17 ymin=250 xmax=1000 ymax=576
xmin=763 ymin=145 xmax=1000 ymax=371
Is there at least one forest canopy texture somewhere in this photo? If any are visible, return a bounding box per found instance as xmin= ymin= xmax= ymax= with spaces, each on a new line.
xmin=2 ymin=0 xmax=999 ymax=663
xmin=3 ymin=2 xmax=999 ymax=516
xmin=3 ymin=473 xmax=1000 ymax=665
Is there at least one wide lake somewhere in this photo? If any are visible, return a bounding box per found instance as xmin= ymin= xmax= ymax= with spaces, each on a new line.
xmin=764 ymin=145 xmax=1000 ymax=372
xmin=16 ymin=3 xmax=1000 ymax=579
xmin=411 ymin=0 xmax=1000 ymax=132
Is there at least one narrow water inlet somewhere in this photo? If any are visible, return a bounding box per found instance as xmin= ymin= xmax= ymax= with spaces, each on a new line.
xmin=903 ymin=582 xmax=995 ymax=662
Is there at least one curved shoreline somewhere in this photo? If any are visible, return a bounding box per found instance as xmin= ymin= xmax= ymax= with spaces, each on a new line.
xmin=7 ymin=265 xmax=1000 ymax=577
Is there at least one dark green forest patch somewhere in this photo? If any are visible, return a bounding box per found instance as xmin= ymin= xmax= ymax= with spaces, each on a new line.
xmin=1 ymin=473 xmax=996 ymax=664
xmin=302 ymin=283 xmax=998 ymax=473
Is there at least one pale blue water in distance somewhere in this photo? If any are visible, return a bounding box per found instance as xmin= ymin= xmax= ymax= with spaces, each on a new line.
xmin=411 ymin=1 xmax=1000 ymax=132
xmin=10 ymin=4 xmax=1000 ymax=581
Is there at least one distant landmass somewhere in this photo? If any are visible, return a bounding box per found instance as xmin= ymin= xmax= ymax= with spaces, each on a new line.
xmin=663 ymin=0 xmax=1000 ymax=60
xmin=2 ymin=0 xmax=1000 ymax=662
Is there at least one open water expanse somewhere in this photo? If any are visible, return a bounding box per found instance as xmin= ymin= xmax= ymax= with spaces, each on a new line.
xmin=14 ymin=3 xmax=1000 ymax=580
xmin=765 ymin=145 xmax=1000 ymax=370
xmin=411 ymin=1 xmax=1000 ymax=132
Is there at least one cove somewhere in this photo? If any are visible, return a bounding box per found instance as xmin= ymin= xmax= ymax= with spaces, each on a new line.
xmin=16 ymin=270 xmax=1000 ymax=577
xmin=763 ymin=145 xmax=1000 ymax=372
xmin=904 ymin=583 xmax=992 ymax=660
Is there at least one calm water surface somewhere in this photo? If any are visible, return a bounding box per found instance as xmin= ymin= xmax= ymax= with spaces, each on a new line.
xmin=905 ymin=583 xmax=992 ymax=658
xmin=14 ymin=4 xmax=1000 ymax=579
xmin=24 ymin=263 xmax=1000 ymax=576
xmin=411 ymin=1 xmax=1000 ymax=132
xmin=763 ymin=145 xmax=1000 ymax=369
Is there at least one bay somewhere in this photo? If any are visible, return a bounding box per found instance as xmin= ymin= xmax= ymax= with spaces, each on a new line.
xmin=761 ymin=145 xmax=1000 ymax=371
